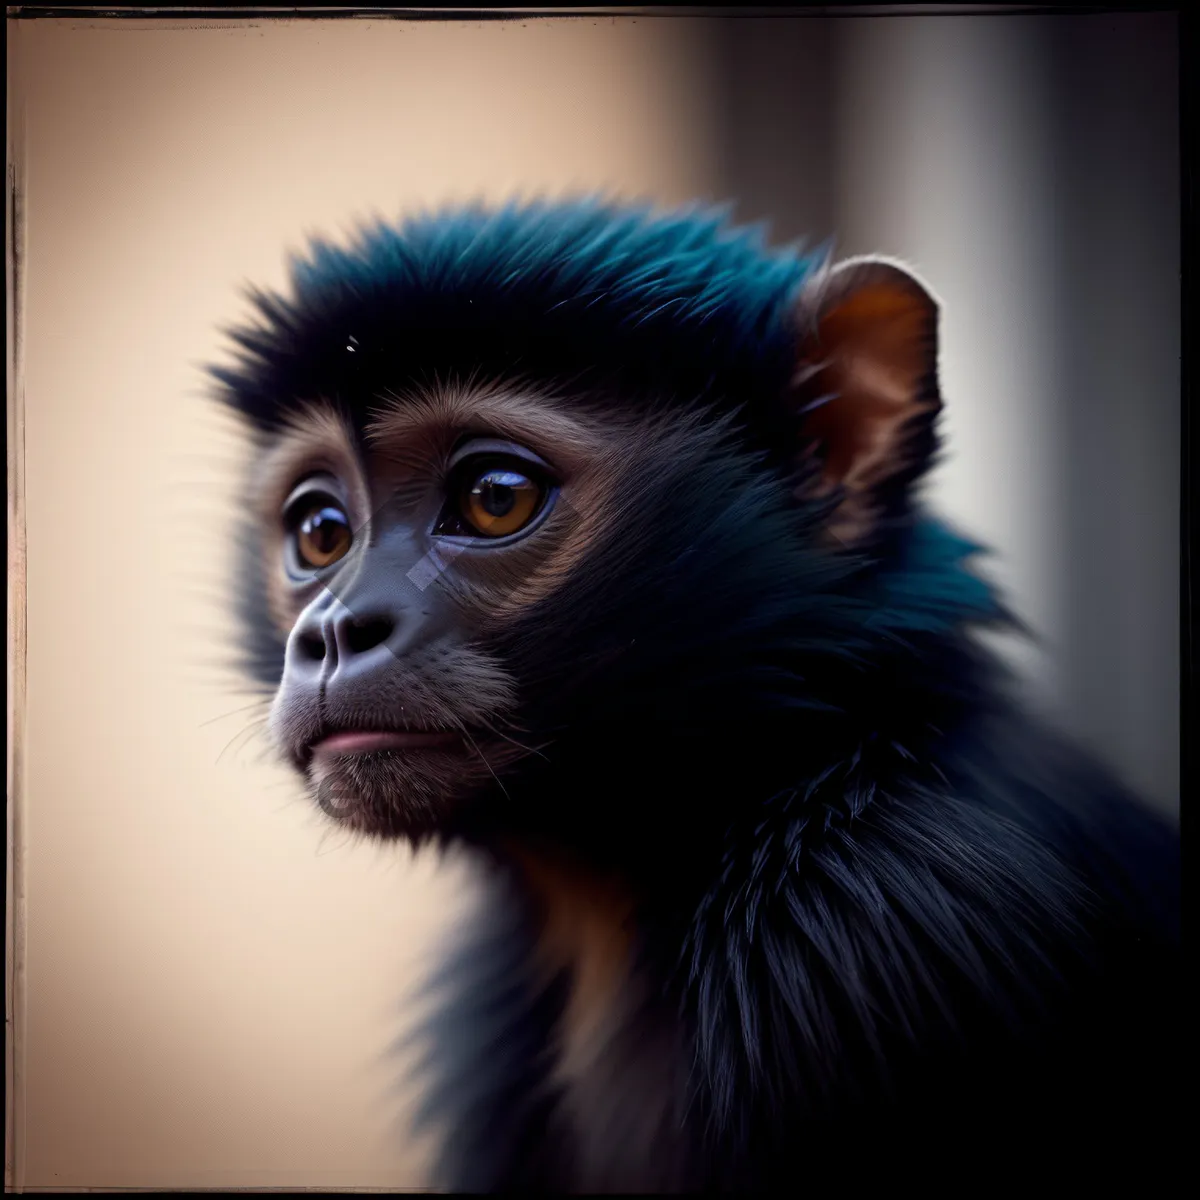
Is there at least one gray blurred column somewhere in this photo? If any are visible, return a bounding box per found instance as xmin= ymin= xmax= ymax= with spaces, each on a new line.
xmin=707 ymin=15 xmax=836 ymax=247
xmin=1043 ymin=13 xmax=1180 ymax=815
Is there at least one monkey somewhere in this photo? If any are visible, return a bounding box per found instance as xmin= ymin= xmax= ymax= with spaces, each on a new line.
xmin=209 ymin=198 xmax=1181 ymax=1191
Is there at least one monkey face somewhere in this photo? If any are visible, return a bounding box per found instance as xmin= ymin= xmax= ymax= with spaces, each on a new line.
xmin=222 ymin=203 xmax=943 ymax=847
xmin=254 ymin=384 xmax=749 ymax=841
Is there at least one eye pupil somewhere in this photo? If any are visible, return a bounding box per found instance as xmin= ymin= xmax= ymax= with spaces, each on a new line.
xmin=476 ymin=474 xmax=520 ymax=517
xmin=304 ymin=509 xmax=345 ymax=551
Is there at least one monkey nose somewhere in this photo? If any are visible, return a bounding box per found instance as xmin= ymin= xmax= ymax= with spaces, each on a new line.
xmin=328 ymin=608 xmax=402 ymax=688
xmin=332 ymin=610 xmax=396 ymax=660
xmin=287 ymin=601 xmax=399 ymax=684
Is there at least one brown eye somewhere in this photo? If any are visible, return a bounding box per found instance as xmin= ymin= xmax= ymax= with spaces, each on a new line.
xmin=460 ymin=468 xmax=544 ymax=538
xmin=293 ymin=503 xmax=352 ymax=569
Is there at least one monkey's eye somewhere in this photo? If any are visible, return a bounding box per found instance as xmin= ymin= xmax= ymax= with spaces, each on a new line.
xmin=285 ymin=495 xmax=353 ymax=570
xmin=434 ymin=451 xmax=553 ymax=541
xmin=459 ymin=467 xmax=544 ymax=537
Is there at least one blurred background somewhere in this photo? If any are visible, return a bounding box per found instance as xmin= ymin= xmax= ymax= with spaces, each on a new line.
xmin=6 ymin=9 xmax=1179 ymax=1191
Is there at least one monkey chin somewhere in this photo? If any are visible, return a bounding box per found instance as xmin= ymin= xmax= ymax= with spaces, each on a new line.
xmin=305 ymin=746 xmax=490 ymax=842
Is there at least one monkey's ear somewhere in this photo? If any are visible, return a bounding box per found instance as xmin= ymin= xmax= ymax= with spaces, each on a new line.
xmin=790 ymin=256 xmax=941 ymax=548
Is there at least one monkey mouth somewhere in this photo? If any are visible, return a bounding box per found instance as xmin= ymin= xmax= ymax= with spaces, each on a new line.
xmin=305 ymin=726 xmax=464 ymax=764
xmin=296 ymin=719 xmax=511 ymax=842
xmin=311 ymin=728 xmax=462 ymax=755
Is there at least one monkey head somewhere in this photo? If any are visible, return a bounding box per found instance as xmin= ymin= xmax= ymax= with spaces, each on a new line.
xmin=212 ymin=201 xmax=949 ymax=856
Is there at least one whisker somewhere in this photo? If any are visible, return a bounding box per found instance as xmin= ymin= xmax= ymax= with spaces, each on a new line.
xmin=216 ymin=717 xmax=270 ymax=765
xmin=200 ymin=699 xmax=273 ymax=728
xmin=474 ymin=717 xmax=551 ymax=762
xmin=461 ymin=728 xmax=511 ymax=803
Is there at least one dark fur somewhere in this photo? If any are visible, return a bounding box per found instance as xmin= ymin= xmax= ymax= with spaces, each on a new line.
xmin=213 ymin=199 xmax=1182 ymax=1189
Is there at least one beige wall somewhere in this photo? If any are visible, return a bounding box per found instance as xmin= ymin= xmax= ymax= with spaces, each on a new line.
xmin=7 ymin=16 xmax=720 ymax=1190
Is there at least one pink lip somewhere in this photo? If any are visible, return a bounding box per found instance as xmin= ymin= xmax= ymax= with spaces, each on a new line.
xmin=311 ymin=729 xmax=462 ymax=756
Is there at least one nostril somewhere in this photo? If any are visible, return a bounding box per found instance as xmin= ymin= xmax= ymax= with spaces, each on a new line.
xmin=344 ymin=614 xmax=394 ymax=655
xmin=298 ymin=630 xmax=327 ymax=662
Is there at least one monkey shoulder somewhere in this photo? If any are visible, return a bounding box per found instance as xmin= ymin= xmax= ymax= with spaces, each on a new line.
xmin=681 ymin=712 xmax=1180 ymax=1179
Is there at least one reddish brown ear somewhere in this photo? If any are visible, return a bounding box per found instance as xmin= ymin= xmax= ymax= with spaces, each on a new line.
xmin=792 ymin=256 xmax=942 ymax=548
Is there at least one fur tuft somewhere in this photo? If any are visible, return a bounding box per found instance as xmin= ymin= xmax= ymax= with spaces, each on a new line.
xmin=209 ymin=197 xmax=825 ymax=434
